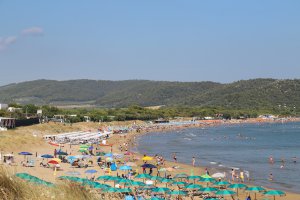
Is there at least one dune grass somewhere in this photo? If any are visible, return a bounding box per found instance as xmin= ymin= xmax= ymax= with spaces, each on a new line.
xmin=0 ymin=166 xmax=125 ymax=200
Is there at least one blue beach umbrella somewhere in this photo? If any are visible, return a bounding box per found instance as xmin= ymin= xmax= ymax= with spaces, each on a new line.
xmin=85 ymin=169 xmax=97 ymax=174
xmin=18 ymin=152 xmax=32 ymax=155
xmin=65 ymin=171 xmax=81 ymax=176
xmin=41 ymin=154 xmax=54 ymax=159
xmin=104 ymin=153 xmax=113 ymax=157
xmin=119 ymin=165 xmax=132 ymax=170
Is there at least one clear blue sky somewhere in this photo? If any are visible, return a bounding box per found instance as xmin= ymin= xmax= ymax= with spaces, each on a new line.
xmin=0 ymin=0 xmax=300 ymax=85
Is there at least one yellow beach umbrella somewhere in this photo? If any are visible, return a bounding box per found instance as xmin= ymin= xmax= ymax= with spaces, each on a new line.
xmin=142 ymin=156 xmax=153 ymax=161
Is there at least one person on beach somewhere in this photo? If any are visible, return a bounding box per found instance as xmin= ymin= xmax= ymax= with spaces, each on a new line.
xmin=205 ymin=168 xmax=209 ymax=175
xmin=269 ymin=155 xmax=274 ymax=164
xmin=192 ymin=157 xmax=195 ymax=167
xmin=173 ymin=153 xmax=177 ymax=163
xmin=231 ymin=169 xmax=235 ymax=181
xmin=246 ymin=195 xmax=251 ymax=200
xmin=240 ymin=171 xmax=244 ymax=182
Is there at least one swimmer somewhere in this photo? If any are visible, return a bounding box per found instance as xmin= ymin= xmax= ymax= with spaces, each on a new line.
xmin=269 ymin=173 xmax=273 ymax=181
xmin=269 ymin=155 xmax=274 ymax=164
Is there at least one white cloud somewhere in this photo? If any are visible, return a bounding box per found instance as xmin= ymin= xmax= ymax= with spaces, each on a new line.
xmin=0 ymin=36 xmax=17 ymax=51
xmin=21 ymin=27 xmax=44 ymax=36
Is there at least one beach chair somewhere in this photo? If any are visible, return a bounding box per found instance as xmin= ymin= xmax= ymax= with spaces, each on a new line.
xmin=27 ymin=160 xmax=35 ymax=167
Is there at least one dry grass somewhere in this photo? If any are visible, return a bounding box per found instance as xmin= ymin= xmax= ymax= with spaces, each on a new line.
xmin=0 ymin=166 xmax=124 ymax=200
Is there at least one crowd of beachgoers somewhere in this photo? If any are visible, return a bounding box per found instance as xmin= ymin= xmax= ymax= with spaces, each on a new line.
xmin=1 ymin=117 xmax=299 ymax=200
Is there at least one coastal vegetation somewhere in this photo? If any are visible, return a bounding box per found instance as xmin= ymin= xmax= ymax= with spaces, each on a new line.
xmin=0 ymin=79 xmax=299 ymax=111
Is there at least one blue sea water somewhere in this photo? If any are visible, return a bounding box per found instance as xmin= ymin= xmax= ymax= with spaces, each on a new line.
xmin=137 ymin=122 xmax=300 ymax=193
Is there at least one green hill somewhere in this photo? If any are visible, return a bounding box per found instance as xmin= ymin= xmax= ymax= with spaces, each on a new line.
xmin=0 ymin=79 xmax=299 ymax=110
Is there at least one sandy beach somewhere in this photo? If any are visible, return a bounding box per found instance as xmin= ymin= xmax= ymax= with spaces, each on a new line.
xmin=1 ymin=118 xmax=300 ymax=200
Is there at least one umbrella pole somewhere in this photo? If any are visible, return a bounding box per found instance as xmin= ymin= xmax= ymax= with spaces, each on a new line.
xmin=254 ymin=193 xmax=256 ymax=200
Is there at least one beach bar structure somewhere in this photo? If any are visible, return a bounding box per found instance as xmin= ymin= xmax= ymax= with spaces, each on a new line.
xmin=0 ymin=117 xmax=16 ymax=129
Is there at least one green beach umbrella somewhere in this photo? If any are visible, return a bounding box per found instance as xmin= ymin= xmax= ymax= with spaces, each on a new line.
xmin=96 ymin=175 xmax=112 ymax=181
xmin=228 ymin=183 xmax=247 ymax=196
xmin=199 ymin=187 xmax=219 ymax=193
xmin=118 ymin=178 xmax=133 ymax=185
xmin=174 ymin=173 xmax=188 ymax=179
xmin=126 ymin=181 xmax=145 ymax=187
xmin=150 ymin=176 xmax=163 ymax=181
xmin=187 ymin=175 xmax=201 ymax=184
xmin=119 ymin=188 xmax=133 ymax=193
xmin=185 ymin=184 xmax=202 ymax=189
xmin=246 ymin=186 xmax=266 ymax=200
xmin=152 ymin=187 xmax=170 ymax=193
xmin=264 ymin=190 xmax=286 ymax=200
xmin=216 ymin=189 xmax=236 ymax=196
xmin=205 ymin=198 xmax=220 ymax=200
xmin=169 ymin=190 xmax=187 ymax=195
xmin=105 ymin=187 xmax=120 ymax=193
xmin=172 ymin=181 xmax=186 ymax=187
xmin=135 ymin=173 xmax=151 ymax=179
xmin=201 ymin=174 xmax=212 ymax=178
xmin=214 ymin=181 xmax=230 ymax=186
xmin=147 ymin=198 xmax=165 ymax=200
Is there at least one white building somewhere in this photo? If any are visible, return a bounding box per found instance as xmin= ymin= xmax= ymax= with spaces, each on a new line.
xmin=0 ymin=104 xmax=8 ymax=110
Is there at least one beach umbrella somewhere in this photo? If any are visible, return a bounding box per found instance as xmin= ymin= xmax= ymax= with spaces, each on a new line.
xmin=41 ymin=154 xmax=54 ymax=159
xmin=216 ymin=189 xmax=236 ymax=196
xmin=228 ymin=183 xmax=247 ymax=196
xmin=18 ymin=152 xmax=32 ymax=155
xmin=201 ymin=174 xmax=212 ymax=178
xmin=199 ymin=187 xmax=219 ymax=193
xmin=85 ymin=169 xmax=97 ymax=174
xmin=119 ymin=165 xmax=132 ymax=170
xmin=141 ymin=163 xmax=157 ymax=168
xmin=174 ymin=173 xmax=188 ymax=179
xmin=119 ymin=188 xmax=133 ymax=193
xmin=205 ymin=198 xmax=220 ymax=200
xmin=106 ymin=157 xmax=113 ymax=162
xmin=118 ymin=179 xmax=133 ymax=185
xmin=264 ymin=190 xmax=285 ymax=200
xmin=15 ymin=173 xmax=32 ymax=180
xmin=142 ymin=156 xmax=153 ymax=161
xmin=126 ymin=181 xmax=145 ymax=187
xmin=92 ymin=182 xmax=110 ymax=189
xmin=18 ymin=152 xmax=32 ymax=161
xmin=135 ymin=173 xmax=152 ymax=179
xmin=78 ymin=149 xmax=87 ymax=153
xmin=96 ymin=175 xmax=112 ymax=181
xmin=48 ymin=160 xmax=59 ymax=164
xmin=150 ymin=176 xmax=163 ymax=181
xmin=187 ymin=175 xmax=201 ymax=184
xmin=199 ymin=177 xmax=215 ymax=185
xmin=169 ymin=190 xmax=187 ymax=195
xmin=246 ymin=186 xmax=266 ymax=200
xmin=104 ymin=187 xmax=120 ymax=193
xmin=65 ymin=171 xmax=81 ymax=176
xmin=57 ymin=151 xmax=68 ymax=155
xmin=172 ymin=181 xmax=186 ymax=187
xmin=214 ymin=181 xmax=230 ymax=186
xmin=51 ymin=158 xmax=61 ymax=163
xmin=185 ymin=184 xmax=202 ymax=190
xmin=212 ymin=172 xmax=226 ymax=179
xmin=152 ymin=187 xmax=170 ymax=193
xmin=80 ymin=145 xmax=90 ymax=149
xmin=104 ymin=152 xmax=113 ymax=157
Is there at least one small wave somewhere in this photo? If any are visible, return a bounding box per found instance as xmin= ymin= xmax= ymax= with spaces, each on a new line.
xmin=183 ymin=137 xmax=192 ymax=141
xmin=210 ymin=162 xmax=217 ymax=165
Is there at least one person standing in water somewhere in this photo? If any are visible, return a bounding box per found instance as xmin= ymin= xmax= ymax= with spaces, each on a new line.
xmin=173 ymin=153 xmax=177 ymax=163
xmin=192 ymin=157 xmax=195 ymax=167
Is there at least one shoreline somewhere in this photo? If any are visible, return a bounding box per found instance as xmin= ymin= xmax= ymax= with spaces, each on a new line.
xmin=126 ymin=118 xmax=300 ymax=197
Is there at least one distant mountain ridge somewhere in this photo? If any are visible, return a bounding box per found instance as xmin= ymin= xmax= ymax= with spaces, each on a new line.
xmin=0 ymin=79 xmax=299 ymax=109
